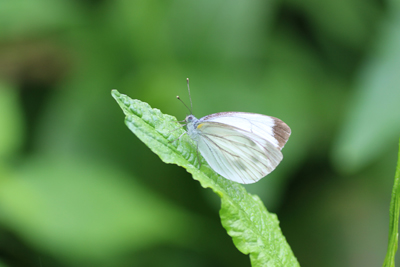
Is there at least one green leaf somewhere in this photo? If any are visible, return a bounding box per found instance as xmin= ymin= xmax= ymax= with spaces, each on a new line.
xmin=0 ymin=155 xmax=194 ymax=263
xmin=0 ymin=260 xmax=9 ymax=267
xmin=0 ymin=82 xmax=24 ymax=159
xmin=383 ymin=139 xmax=400 ymax=267
xmin=332 ymin=14 xmax=400 ymax=173
xmin=111 ymin=89 xmax=299 ymax=267
xmin=0 ymin=0 xmax=81 ymax=40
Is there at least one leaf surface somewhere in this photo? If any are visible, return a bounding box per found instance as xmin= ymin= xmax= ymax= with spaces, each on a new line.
xmin=112 ymin=89 xmax=299 ymax=267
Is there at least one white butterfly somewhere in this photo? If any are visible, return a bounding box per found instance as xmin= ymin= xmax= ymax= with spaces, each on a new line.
xmin=178 ymin=79 xmax=291 ymax=184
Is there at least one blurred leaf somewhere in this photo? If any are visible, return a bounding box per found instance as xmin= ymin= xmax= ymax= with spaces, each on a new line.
xmin=383 ymin=139 xmax=400 ymax=267
xmin=108 ymin=0 xmax=273 ymax=61
xmin=112 ymin=90 xmax=299 ymax=266
xmin=0 ymin=82 xmax=23 ymax=159
xmin=0 ymin=0 xmax=82 ymax=40
xmin=332 ymin=14 xmax=400 ymax=173
xmin=0 ymin=155 xmax=194 ymax=264
xmin=287 ymin=0 xmax=380 ymax=49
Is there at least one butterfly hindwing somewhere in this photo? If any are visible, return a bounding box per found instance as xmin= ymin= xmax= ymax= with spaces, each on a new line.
xmin=196 ymin=121 xmax=284 ymax=184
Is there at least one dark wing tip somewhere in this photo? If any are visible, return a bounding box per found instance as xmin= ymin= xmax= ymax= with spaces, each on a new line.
xmin=273 ymin=118 xmax=291 ymax=150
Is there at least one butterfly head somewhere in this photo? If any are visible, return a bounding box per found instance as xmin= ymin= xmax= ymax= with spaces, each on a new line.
xmin=185 ymin=114 xmax=196 ymax=123
xmin=184 ymin=114 xmax=201 ymax=140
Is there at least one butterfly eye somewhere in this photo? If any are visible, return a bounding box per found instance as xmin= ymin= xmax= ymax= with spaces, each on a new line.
xmin=186 ymin=115 xmax=194 ymax=122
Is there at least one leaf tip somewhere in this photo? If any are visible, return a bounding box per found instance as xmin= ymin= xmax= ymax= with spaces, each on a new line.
xmin=111 ymin=89 xmax=120 ymax=99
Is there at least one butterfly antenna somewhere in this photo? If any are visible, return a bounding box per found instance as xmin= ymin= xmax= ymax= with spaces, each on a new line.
xmin=176 ymin=96 xmax=191 ymax=114
xmin=187 ymin=78 xmax=193 ymax=114
xmin=176 ymin=78 xmax=194 ymax=114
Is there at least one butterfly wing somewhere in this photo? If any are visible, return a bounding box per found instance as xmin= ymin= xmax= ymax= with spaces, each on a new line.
xmin=196 ymin=112 xmax=290 ymax=184
xmin=201 ymin=112 xmax=291 ymax=150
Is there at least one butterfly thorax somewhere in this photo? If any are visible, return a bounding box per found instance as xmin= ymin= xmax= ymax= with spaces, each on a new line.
xmin=185 ymin=115 xmax=202 ymax=141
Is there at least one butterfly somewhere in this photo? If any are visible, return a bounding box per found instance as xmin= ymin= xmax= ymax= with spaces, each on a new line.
xmin=177 ymin=79 xmax=291 ymax=184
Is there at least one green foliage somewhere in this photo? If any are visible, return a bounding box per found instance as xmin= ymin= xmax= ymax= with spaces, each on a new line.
xmin=332 ymin=14 xmax=400 ymax=173
xmin=112 ymin=90 xmax=300 ymax=267
xmin=0 ymin=156 xmax=193 ymax=264
xmin=383 ymin=139 xmax=400 ymax=267
xmin=0 ymin=82 xmax=23 ymax=160
xmin=0 ymin=0 xmax=398 ymax=266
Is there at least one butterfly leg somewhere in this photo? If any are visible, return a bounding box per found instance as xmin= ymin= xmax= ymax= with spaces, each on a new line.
xmin=169 ymin=124 xmax=186 ymax=133
xmin=169 ymin=131 xmax=186 ymax=143
xmin=171 ymin=119 xmax=186 ymax=125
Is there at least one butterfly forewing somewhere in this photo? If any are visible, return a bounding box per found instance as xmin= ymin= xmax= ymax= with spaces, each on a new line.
xmin=201 ymin=112 xmax=291 ymax=150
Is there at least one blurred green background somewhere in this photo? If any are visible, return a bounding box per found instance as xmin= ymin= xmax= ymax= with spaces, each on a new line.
xmin=1 ymin=0 xmax=400 ymax=266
